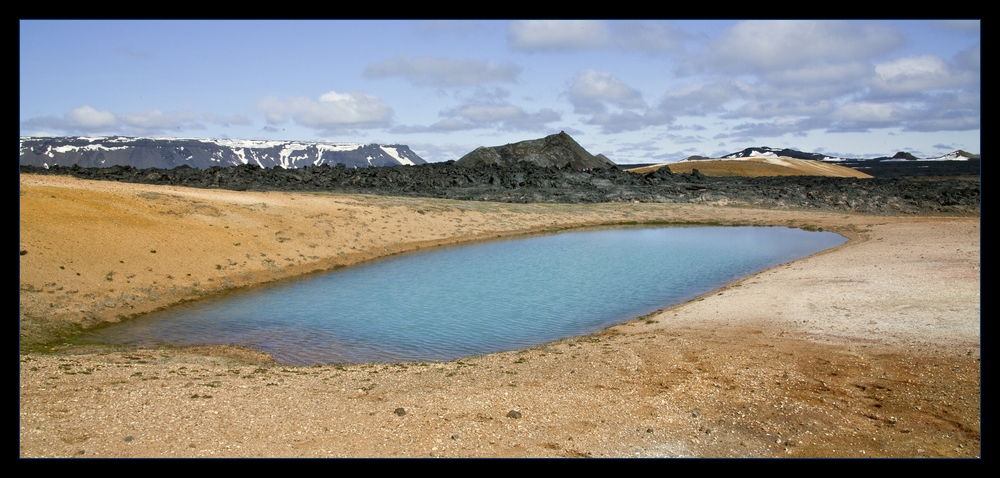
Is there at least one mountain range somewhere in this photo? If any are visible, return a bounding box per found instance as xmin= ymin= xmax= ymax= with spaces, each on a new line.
xmin=717 ymin=146 xmax=978 ymax=162
xmin=19 ymin=136 xmax=426 ymax=170
xmin=18 ymin=136 xmax=978 ymax=171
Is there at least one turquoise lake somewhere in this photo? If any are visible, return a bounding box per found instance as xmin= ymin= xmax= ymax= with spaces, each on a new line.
xmin=79 ymin=226 xmax=846 ymax=365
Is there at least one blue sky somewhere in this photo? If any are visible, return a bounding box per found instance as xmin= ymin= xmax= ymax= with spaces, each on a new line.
xmin=20 ymin=20 xmax=980 ymax=163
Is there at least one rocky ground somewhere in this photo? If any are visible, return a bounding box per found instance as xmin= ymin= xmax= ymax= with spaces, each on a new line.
xmin=19 ymin=174 xmax=979 ymax=457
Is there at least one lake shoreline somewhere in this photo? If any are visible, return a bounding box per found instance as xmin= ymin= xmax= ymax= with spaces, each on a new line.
xmin=74 ymin=226 xmax=847 ymax=366
xmin=20 ymin=174 xmax=979 ymax=457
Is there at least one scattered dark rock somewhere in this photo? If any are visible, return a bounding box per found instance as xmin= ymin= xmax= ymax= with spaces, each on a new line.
xmin=507 ymin=410 xmax=522 ymax=419
xmin=124 ymin=436 xmax=133 ymax=442
xmin=394 ymin=407 xmax=406 ymax=416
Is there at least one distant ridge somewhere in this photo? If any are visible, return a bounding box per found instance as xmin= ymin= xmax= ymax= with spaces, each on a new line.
xmin=19 ymin=136 xmax=427 ymax=170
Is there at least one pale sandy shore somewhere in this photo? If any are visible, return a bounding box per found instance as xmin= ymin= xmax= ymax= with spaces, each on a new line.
xmin=20 ymin=174 xmax=979 ymax=457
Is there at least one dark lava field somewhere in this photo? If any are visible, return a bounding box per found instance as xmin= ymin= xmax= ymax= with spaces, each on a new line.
xmin=20 ymin=160 xmax=980 ymax=216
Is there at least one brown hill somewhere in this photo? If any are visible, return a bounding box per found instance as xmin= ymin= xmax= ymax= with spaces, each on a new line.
xmin=626 ymin=157 xmax=872 ymax=178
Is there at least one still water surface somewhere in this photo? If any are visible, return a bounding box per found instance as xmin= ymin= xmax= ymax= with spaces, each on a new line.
xmin=80 ymin=226 xmax=845 ymax=364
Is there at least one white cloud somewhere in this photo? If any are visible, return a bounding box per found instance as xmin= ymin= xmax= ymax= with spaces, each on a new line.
xmin=508 ymin=20 xmax=686 ymax=54
xmin=734 ymin=100 xmax=835 ymax=119
xmin=568 ymin=69 xmax=645 ymax=114
xmin=903 ymin=91 xmax=980 ymax=132
xmin=66 ymin=105 xmax=118 ymax=129
xmin=836 ymin=102 xmax=903 ymax=122
xmin=829 ymin=102 xmax=908 ymax=131
xmin=565 ymin=70 xmax=663 ymax=133
xmin=444 ymin=101 xmax=560 ymax=132
xmin=904 ymin=115 xmax=980 ymax=132
xmin=508 ymin=20 xmax=611 ymax=51
xmin=728 ymin=117 xmax=824 ymax=138
xmin=393 ymin=100 xmax=560 ymax=133
xmin=953 ymin=43 xmax=980 ymax=73
xmin=660 ymin=21 xmax=977 ymax=138
xmin=257 ymin=91 xmax=394 ymax=131
xmin=21 ymin=105 xmax=257 ymax=136
xmin=390 ymin=118 xmax=473 ymax=134
xmin=655 ymin=80 xmax=751 ymax=117
xmin=202 ymin=113 xmax=253 ymax=126
xmin=118 ymin=109 xmax=200 ymax=130
xmin=612 ymin=21 xmax=687 ymax=54
xmin=873 ymin=55 xmax=975 ymax=95
xmin=364 ymin=56 xmax=521 ymax=87
xmin=698 ymin=20 xmax=904 ymax=73
xmin=763 ymin=61 xmax=874 ymax=87
xmin=446 ymin=103 xmax=524 ymax=123
xmin=583 ymin=110 xmax=652 ymax=134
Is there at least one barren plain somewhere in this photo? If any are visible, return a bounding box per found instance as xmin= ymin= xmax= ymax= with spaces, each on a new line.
xmin=20 ymin=174 xmax=979 ymax=457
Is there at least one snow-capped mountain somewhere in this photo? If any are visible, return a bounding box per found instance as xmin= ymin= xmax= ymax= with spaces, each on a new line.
xmin=717 ymin=146 xmax=977 ymax=162
xmin=719 ymin=147 xmax=843 ymax=162
xmin=19 ymin=136 xmax=427 ymax=169
xmin=917 ymin=150 xmax=979 ymax=161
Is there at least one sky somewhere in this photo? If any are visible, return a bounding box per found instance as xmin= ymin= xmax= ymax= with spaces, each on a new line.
xmin=20 ymin=20 xmax=980 ymax=164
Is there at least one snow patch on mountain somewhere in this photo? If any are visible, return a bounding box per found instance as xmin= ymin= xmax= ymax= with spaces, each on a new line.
xmin=923 ymin=151 xmax=977 ymax=161
xmin=718 ymin=146 xmax=977 ymax=162
xmin=19 ymin=136 xmax=428 ymax=170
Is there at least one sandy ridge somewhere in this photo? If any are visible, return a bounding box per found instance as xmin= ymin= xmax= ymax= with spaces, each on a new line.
xmin=19 ymin=174 xmax=979 ymax=457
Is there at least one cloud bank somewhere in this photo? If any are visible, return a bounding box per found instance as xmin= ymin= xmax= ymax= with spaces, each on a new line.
xmin=364 ymin=56 xmax=521 ymax=87
xmin=257 ymin=91 xmax=394 ymax=134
